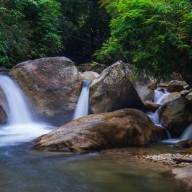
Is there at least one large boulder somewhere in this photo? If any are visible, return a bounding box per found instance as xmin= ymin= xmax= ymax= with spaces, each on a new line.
xmin=90 ymin=61 xmax=144 ymax=114
xmin=159 ymin=97 xmax=192 ymax=137
xmin=11 ymin=57 xmax=82 ymax=124
xmin=34 ymin=109 xmax=156 ymax=152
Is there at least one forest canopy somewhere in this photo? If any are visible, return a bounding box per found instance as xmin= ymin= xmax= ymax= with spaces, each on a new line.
xmin=0 ymin=0 xmax=109 ymax=67
xmin=97 ymin=0 xmax=192 ymax=80
xmin=0 ymin=0 xmax=192 ymax=82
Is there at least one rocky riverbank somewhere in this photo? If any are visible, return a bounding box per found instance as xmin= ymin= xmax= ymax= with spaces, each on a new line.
xmin=0 ymin=56 xmax=192 ymax=190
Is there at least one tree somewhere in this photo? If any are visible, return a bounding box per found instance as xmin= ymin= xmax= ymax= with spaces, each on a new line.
xmin=60 ymin=0 xmax=109 ymax=63
xmin=0 ymin=3 xmax=31 ymax=67
xmin=97 ymin=0 xmax=192 ymax=83
xmin=0 ymin=0 xmax=109 ymax=67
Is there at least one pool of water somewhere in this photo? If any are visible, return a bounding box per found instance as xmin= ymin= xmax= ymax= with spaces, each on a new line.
xmin=0 ymin=144 xmax=184 ymax=192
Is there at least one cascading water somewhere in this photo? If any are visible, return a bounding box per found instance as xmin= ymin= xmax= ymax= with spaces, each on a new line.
xmin=73 ymin=80 xmax=91 ymax=119
xmin=0 ymin=75 xmax=33 ymax=124
xmin=147 ymin=88 xmax=172 ymax=139
xmin=148 ymin=88 xmax=170 ymax=126
xmin=0 ymin=75 xmax=50 ymax=146
xmin=150 ymin=88 xmax=192 ymax=144
xmin=181 ymin=124 xmax=192 ymax=140
xmin=163 ymin=124 xmax=192 ymax=144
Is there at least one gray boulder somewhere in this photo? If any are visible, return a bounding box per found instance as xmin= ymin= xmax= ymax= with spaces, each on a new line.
xmin=90 ymin=61 xmax=144 ymax=114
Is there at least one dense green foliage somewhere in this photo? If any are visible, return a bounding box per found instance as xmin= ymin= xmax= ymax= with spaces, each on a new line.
xmin=0 ymin=0 xmax=109 ymax=67
xmin=97 ymin=0 xmax=192 ymax=79
xmin=1 ymin=0 xmax=192 ymax=81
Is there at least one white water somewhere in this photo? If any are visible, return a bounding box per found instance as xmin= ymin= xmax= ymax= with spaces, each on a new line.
xmin=147 ymin=88 xmax=172 ymax=139
xmin=151 ymin=89 xmax=192 ymax=145
xmin=148 ymin=88 xmax=170 ymax=126
xmin=73 ymin=80 xmax=91 ymax=119
xmin=181 ymin=124 xmax=192 ymax=140
xmin=162 ymin=124 xmax=192 ymax=144
xmin=0 ymin=75 xmax=50 ymax=146
xmin=154 ymin=88 xmax=170 ymax=105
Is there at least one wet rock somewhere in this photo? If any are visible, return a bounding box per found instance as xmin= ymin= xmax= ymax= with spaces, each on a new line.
xmin=158 ymin=82 xmax=169 ymax=88
xmin=11 ymin=57 xmax=82 ymax=124
xmin=186 ymin=91 xmax=192 ymax=103
xmin=173 ymin=167 xmax=192 ymax=190
xmin=80 ymin=71 xmax=99 ymax=81
xmin=176 ymin=140 xmax=192 ymax=148
xmin=180 ymin=90 xmax=190 ymax=97
xmin=0 ymin=105 xmax=7 ymax=124
xmin=152 ymin=126 xmax=168 ymax=141
xmin=90 ymin=61 xmax=144 ymax=114
xmin=134 ymin=81 xmax=155 ymax=102
xmin=167 ymin=80 xmax=187 ymax=92
xmin=144 ymin=101 xmax=160 ymax=112
xmin=158 ymin=92 xmax=181 ymax=105
xmin=78 ymin=62 xmax=106 ymax=73
xmin=34 ymin=109 xmax=155 ymax=152
xmin=0 ymin=67 xmax=9 ymax=74
xmin=159 ymin=97 xmax=192 ymax=137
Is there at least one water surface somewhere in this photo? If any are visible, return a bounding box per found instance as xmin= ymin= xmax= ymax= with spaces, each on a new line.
xmin=0 ymin=145 xmax=183 ymax=192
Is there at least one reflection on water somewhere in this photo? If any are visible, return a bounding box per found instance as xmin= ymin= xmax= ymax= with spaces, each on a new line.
xmin=0 ymin=145 xmax=183 ymax=192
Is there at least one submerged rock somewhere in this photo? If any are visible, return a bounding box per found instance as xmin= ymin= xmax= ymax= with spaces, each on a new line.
xmin=173 ymin=167 xmax=192 ymax=190
xmin=11 ymin=57 xmax=82 ymax=123
xmin=159 ymin=97 xmax=192 ymax=137
xmin=90 ymin=61 xmax=144 ymax=114
xmin=34 ymin=109 xmax=155 ymax=152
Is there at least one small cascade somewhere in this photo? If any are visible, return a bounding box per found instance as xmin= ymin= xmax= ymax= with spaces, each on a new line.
xmin=162 ymin=122 xmax=192 ymax=145
xmin=181 ymin=124 xmax=192 ymax=140
xmin=147 ymin=111 xmax=160 ymax=126
xmin=147 ymin=87 xmax=172 ymax=139
xmin=0 ymin=75 xmax=33 ymax=124
xmin=0 ymin=75 xmax=50 ymax=146
xmin=73 ymin=80 xmax=91 ymax=119
xmin=154 ymin=89 xmax=165 ymax=104
xmin=154 ymin=88 xmax=170 ymax=105
xmin=148 ymin=88 xmax=170 ymax=126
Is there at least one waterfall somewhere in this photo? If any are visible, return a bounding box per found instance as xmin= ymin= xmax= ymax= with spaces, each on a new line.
xmin=73 ymin=80 xmax=91 ymax=119
xmin=154 ymin=88 xmax=170 ymax=105
xmin=181 ymin=124 xmax=192 ymax=140
xmin=147 ymin=88 xmax=172 ymax=139
xmin=0 ymin=75 xmax=33 ymax=124
xmin=0 ymin=75 xmax=50 ymax=146
xmin=154 ymin=89 xmax=165 ymax=104
xmin=162 ymin=123 xmax=192 ymax=145
xmin=148 ymin=88 xmax=169 ymax=126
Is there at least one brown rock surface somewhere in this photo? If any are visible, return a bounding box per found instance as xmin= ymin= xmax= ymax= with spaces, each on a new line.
xmin=34 ymin=109 xmax=155 ymax=152
xmin=90 ymin=61 xmax=144 ymax=114
xmin=11 ymin=57 xmax=82 ymax=123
